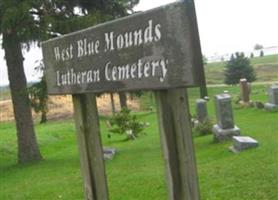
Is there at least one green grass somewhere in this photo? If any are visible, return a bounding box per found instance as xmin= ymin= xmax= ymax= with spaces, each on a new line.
xmin=206 ymin=54 xmax=278 ymax=84
xmin=1 ymin=85 xmax=278 ymax=199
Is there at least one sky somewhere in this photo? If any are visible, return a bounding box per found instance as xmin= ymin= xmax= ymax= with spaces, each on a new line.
xmin=1 ymin=0 xmax=278 ymax=86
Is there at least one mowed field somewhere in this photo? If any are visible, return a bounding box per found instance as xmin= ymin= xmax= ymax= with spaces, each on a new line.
xmin=205 ymin=54 xmax=278 ymax=84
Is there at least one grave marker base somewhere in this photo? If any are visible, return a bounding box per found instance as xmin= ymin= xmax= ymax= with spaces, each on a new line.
xmin=264 ymin=103 xmax=278 ymax=111
xmin=212 ymin=124 xmax=241 ymax=142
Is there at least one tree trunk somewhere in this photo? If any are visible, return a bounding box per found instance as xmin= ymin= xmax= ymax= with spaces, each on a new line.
xmin=118 ymin=92 xmax=127 ymax=109
xmin=110 ymin=93 xmax=116 ymax=114
xmin=3 ymin=33 xmax=42 ymax=163
xmin=40 ymin=111 xmax=47 ymax=124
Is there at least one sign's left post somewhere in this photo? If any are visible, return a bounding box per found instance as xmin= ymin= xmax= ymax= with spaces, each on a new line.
xmin=72 ymin=94 xmax=109 ymax=200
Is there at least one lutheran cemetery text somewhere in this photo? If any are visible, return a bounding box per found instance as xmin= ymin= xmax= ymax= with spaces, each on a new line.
xmin=42 ymin=2 xmax=203 ymax=94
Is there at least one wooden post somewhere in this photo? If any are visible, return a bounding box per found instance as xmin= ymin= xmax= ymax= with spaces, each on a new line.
xmin=155 ymin=88 xmax=200 ymax=200
xmin=72 ymin=94 xmax=109 ymax=200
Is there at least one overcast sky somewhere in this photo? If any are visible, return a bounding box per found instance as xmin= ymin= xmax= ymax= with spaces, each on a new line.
xmin=1 ymin=0 xmax=278 ymax=86
xmin=135 ymin=0 xmax=278 ymax=55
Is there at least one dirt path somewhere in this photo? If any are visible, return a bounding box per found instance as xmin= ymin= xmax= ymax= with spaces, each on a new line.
xmin=0 ymin=99 xmax=11 ymax=105
xmin=0 ymin=94 xmax=140 ymax=122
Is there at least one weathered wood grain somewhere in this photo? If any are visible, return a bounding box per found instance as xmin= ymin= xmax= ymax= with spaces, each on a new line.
xmin=155 ymin=88 xmax=200 ymax=200
xmin=72 ymin=94 xmax=109 ymax=200
xmin=42 ymin=1 xmax=205 ymax=95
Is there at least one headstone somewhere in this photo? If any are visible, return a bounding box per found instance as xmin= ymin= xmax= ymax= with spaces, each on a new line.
xmin=264 ymin=85 xmax=278 ymax=111
xmin=239 ymin=78 xmax=250 ymax=103
xmin=212 ymin=94 xmax=240 ymax=142
xmin=196 ymin=99 xmax=208 ymax=123
xmin=103 ymin=147 xmax=117 ymax=160
xmin=229 ymin=136 xmax=258 ymax=153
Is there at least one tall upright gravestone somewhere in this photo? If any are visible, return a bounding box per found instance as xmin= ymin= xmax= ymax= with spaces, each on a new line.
xmin=42 ymin=1 xmax=206 ymax=200
xmin=239 ymin=78 xmax=251 ymax=103
xmin=196 ymin=99 xmax=208 ymax=123
xmin=265 ymin=85 xmax=278 ymax=111
xmin=212 ymin=94 xmax=241 ymax=142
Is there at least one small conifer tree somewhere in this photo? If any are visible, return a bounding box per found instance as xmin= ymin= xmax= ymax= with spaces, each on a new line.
xmin=224 ymin=52 xmax=256 ymax=85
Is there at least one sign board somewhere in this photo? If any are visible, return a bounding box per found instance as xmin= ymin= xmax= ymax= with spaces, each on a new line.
xmin=42 ymin=1 xmax=202 ymax=199
xmin=42 ymin=1 xmax=204 ymax=94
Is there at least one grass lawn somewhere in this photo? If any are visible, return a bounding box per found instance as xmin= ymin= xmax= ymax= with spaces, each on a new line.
xmin=205 ymin=54 xmax=278 ymax=84
xmin=1 ymin=85 xmax=278 ymax=200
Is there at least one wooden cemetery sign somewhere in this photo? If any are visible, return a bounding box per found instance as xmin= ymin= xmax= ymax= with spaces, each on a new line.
xmin=42 ymin=1 xmax=205 ymax=200
xmin=42 ymin=1 xmax=204 ymax=94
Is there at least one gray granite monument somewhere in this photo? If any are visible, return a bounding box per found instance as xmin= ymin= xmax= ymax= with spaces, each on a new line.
xmin=212 ymin=94 xmax=240 ymax=142
xmin=196 ymin=99 xmax=208 ymax=123
xmin=229 ymin=136 xmax=258 ymax=153
xmin=265 ymin=85 xmax=278 ymax=111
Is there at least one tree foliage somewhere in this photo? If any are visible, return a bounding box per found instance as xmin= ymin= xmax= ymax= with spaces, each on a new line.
xmin=254 ymin=44 xmax=263 ymax=50
xmin=0 ymin=0 xmax=140 ymax=45
xmin=0 ymin=0 xmax=139 ymax=163
xmin=28 ymin=61 xmax=48 ymax=123
xmin=224 ymin=52 xmax=256 ymax=85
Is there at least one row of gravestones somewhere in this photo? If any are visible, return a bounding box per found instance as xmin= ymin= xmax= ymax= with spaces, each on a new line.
xmin=239 ymin=78 xmax=278 ymax=111
xmin=195 ymin=83 xmax=278 ymax=152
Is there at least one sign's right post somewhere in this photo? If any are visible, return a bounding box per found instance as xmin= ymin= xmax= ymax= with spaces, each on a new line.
xmin=155 ymin=1 xmax=202 ymax=199
xmin=155 ymin=89 xmax=200 ymax=200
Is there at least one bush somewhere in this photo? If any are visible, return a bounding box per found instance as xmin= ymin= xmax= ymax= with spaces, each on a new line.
xmin=108 ymin=108 xmax=147 ymax=140
xmin=194 ymin=118 xmax=214 ymax=136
